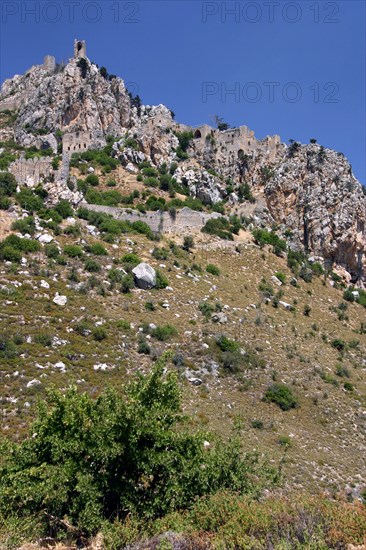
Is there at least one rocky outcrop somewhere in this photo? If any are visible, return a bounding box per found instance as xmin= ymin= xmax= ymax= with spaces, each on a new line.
xmin=265 ymin=144 xmax=366 ymax=283
xmin=0 ymin=56 xmax=137 ymax=149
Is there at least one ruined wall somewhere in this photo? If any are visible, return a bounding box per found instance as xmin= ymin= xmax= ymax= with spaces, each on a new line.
xmin=82 ymin=204 xmax=223 ymax=234
xmin=9 ymin=155 xmax=53 ymax=187
xmin=62 ymin=130 xmax=106 ymax=153
xmin=192 ymin=124 xmax=281 ymax=163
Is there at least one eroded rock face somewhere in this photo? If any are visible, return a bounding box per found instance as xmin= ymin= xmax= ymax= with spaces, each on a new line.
xmin=265 ymin=144 xmax=366 ymax=283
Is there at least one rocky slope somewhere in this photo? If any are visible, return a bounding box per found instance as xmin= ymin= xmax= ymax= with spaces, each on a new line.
xmin=0 ymin=41 xmax=365 ymax=285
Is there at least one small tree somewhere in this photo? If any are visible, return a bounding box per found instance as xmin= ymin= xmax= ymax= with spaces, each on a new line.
xmin=212 ymin=115 xmax=230 ymax=131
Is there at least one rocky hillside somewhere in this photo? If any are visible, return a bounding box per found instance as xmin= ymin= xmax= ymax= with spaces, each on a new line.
xmin=1 ymin=40 xmax=365 ymax=285
xmin=0 ymin=40 xmax=366 ymax=550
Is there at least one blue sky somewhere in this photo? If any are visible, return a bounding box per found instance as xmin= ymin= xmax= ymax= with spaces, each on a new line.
xmin=0 ymin=0 xmax=365 ymax=182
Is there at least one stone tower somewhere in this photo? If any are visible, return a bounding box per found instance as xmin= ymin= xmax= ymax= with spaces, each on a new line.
xmin=74 ymin=39 xmax=86 ymax=59
xmin=43 ymin=55 xmax=56 ymax=72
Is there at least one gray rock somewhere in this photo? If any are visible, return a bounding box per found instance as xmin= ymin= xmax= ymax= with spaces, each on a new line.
xmin=132 ymin=262 xmax=156 ymax=289
xmin=53 ymin=293 xmax=67 ymax=306
xmin=211 ymin=312 xmax=228 ymax=324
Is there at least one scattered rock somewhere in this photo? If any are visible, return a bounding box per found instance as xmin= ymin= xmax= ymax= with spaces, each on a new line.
xmin=132 ymin=262 xmax=156 ymax=289
xmin=53 ymin=293 xmax=67 ymax=306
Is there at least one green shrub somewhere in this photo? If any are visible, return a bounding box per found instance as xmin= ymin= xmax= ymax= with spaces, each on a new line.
xmin=64 ymin=244 xmax=84 ymax=258
xmin=264 ymin=383 xmax=298 ymax=411
xmin=108 ymin=269 xmax=124 ymax=284
xmin=202 ymin=218 xmax=234 ymax=240
xmin=0 ymin=235 xmax=40 ymax=261
xmin=216 ymin=335 xmax=239 ymax=353
xmin=331 ymin=338 xmax=346 ymax=352
xmin=0 ymin=194 xmax=11 ymax=210
xmin=155 ymin=270 xmax=169 ymax=289
xmin=199 ymin=301 xmax=214 ymax=319
xmin=120 ymin=274 xmax=134 ymax=293
xmin=11 ymin=216 xmax=36 ymax=235
xmin=132 ymin=221 xmax=154 ymax=239
xmin=175 ymin=130 xmax=194 ymax=152
xmin=85 ymin=259 xmax=101 ymax=272
xmin=206 ymin=264 xmax=220 ymax=276
xmin=34 ymin=333 xmax=52 ymax=347
xmin=238 ymin=183 xmax=255 ymax=203
xmin=138 ymin=340 xmax=151 ymax=355
xmin=152 ymin=247 xmax=169 ymax=260
xmin=85 ymin=189 xmax=122 ymax=207
xmin=151 ymin=324 xmax=178 ymax=341
xmin=143 ymin=177 xmax=159 ymax=188
xmin=55 ymin=200 xmax=73 ymax=219
xmin=251 ymin=420 xmax=264 ymax=430
xmin=0 ymin=151 xmax=16 ymax=170
xmin=116 ymin=319 xmax=131 ymax=330
xmin=258 ymin=279 xmax=274 ymax=297
xmin=16 ymin=189 xmax=44 ymax=212
xmin=182 ymin=236 xmax=194 ymax=252
xmin=85 ymin=174 xmax=100 ymax=186
xmin=252 ymin=229 xmax=286 ymax=253
xmin=344 ymin=381 xmax=354 ymax=391
xmin=275 ymin=272 xmax=286 ymax=284
xmin=278 ymin=435 xmax=293 ymax=448
xmin=0 ymin=172 xmax=17 ymax=196
xmin=335 ymin=364 xmax=350 ymax=378
xmin=87 ymin=243 xmax=108 ymax=256
xmin=310 ymin=262 xmax=324 ymax=276
xmin=93 ymin=326 xmax=107 ymax=341
xmin=142 ymin=167 xmax=158 ymax=178
xmin=45 ymin=243 xmax=60 ymax=259
xmin=64 ymin=223 xmax=81 ymax=236
xmin=121 ymin=253 xmax=141 ymax=267
xmin=1 ymin=246 xmax=22 ymax=262
xmin=299 ymin=266 xmax=313 ymax=283
xmin=0 ymin=338 xmax=18 ymax=358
